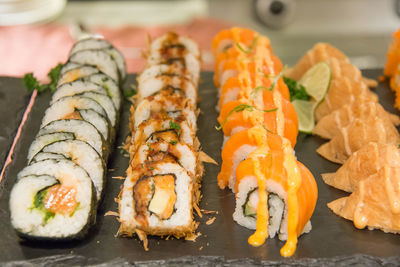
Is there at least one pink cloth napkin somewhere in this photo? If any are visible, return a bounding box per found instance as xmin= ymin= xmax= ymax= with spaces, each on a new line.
xmin=0 ymin=18 xmax=232 ymax=81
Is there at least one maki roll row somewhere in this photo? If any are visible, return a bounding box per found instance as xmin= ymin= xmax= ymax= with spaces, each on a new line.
xmin=212 ymin=27 xmax=318 ymax=257
xmin=118 ymin=32 xmax=202 ymax=249
xmin=9 ymin=37 xmax=126 ymax=240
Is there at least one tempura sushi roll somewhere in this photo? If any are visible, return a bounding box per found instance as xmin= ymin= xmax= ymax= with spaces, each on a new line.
xmin=10 ymin=159 xmax=96 ymax=240
xmin=131 ymin=118 xmax=195 ymax=151
xmin=133 ymin=92 xmax=196 ymax=130
xmin=133 ymin=140 xmax=197 ymax=177
xmin=137 ymin=70 xmax=197 ymax=104
xmin=119 ymin=161 xmax=195 ymax=240
xmin=147 ymin=32 xmax=200 ymax=81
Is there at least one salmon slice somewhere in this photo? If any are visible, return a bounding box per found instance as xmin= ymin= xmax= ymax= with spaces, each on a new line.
xmin=219 ymin=72 xmax=290 ymax=109
xmin=314 ymin=76 xmax=378 ymax=121
xmin=212 ymin=27 xmax=261 ymax=59
xmin=44 ymin=184 xmax=78 ymax=216
xmin=322 ymin=142 xmax=400 ymax=192
xmin=216 ymin=51 xmax=281 ymax=89
xmin=235 ymin=151 xmax=318 ymax=241
xmin=217 ymin=127 xmax=283 ymax=190
xmin=328 ymin=166 xmax=400 ymax=234
xmin=218 ymin=90 xmax=298 ymax=147
xmin=317 ymin=117 xmax=400 ymax=164
xmin=313 ymin=101 xmax=400 ymax=139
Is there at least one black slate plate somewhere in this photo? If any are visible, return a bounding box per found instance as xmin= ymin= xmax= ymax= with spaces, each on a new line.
xmin=0 ymin=77 xmax=32 ymax=171
xmin=1 ymin=70 xmax=400 ymax=264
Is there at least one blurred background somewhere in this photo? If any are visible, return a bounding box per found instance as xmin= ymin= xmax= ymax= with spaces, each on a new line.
xmin=1 ymin=0 xmax=400 ymax=79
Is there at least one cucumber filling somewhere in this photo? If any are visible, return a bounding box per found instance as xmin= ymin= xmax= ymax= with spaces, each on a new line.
xmin=243 ymin=189 xmax=285 ymax=238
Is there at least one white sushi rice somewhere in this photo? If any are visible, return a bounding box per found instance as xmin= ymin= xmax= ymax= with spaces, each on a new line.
xmin=80 ymin=91 xmax=117 ymax=127
xmin=78 ymin=109 xmax=110 ymax=142
xmin=150 ymin=34 xmax=200 ymax=58
xmin=225 ymin=144 xmax=257 ymax=191
xmin=31 ymin=152 xmax=66 ymax=163
xmin=38 ymin=119 xmax=105 ymax=158
xmin=52 ymin=81 xmax=107 ymax=103
xmin=41 ymin=96 xmax=107 ymax=131
xmin=119 ymin=162 xmax=192 ymax=230
xmin=88 ymin=73 xmax=121 ymax=109
xmin=233 ymin=176 xmax=312 ymax=240
xmin=27 ymin=132 xmax=74 ymax=163
xmin=57 ymin=66 xmax=99 ymax=87
xmin=136 ymin=141 xmax=196 ymax=176
xmin=70 ymin=38 xmax=126 ymax=80
xmin=134 ymin=120 xmax=194 ymax=148
xmin=69 ymin=49 xmax=120 ymax=83
xmin=134 ymin=99 xmax=196 ymax=131
xmin=11 ymin=159 xmax=93 ymax=238
xmin=40 ymin=140 xmax=105 ymax=200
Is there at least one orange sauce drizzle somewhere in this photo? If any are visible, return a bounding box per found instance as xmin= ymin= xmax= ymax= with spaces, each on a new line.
xmin=280 ymin=139 xmax=301 ymax=257
xmin=247 ymin=126 xmax=270 ymax=246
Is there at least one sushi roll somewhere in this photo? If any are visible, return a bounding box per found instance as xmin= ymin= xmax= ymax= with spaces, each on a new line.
xmin=9 ymin=37 xmax=124 ymax=241
xmin=133 ymin=92 xmax=196 ymax=130
xmin=38 ymin=139 xmax=106 ymax=201
xmin=119 ymin=161 xmax=195 ymax=238
xmin=211 ymin=28 xmax=318 ymax=257
xmin=57 ymin=65 xmax=100 ymax=87
xmin=69 ymin=37 xmax=126 ymax=81
xmin=69 ymin=49 xmax=120 ymax=83
xmin=38 ymin=119 xmax=106 ymax=159
xmin=41 ymin=96 xmax=111 ymax=144
xmin=27 ymin=132 xmax=75 ymax=163
xmin=117 ymin=32 xmax=202 ymax=249
xmin=137 ymin=66 xmax=197 ymax=104
xmin=10 ymin=159 xmax=96 ymax=240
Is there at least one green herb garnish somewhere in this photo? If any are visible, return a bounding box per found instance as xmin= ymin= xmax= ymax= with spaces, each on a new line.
xmin=48 ymin=63 xmax=63 ymax=93
xmin=33 ymin=186 xmax=56 ymax=223
xmin=147 ymin=143 xmax=153 ymax=151
xmin=216 ymin=104 xmax=277 ymax=130
xmin=169 ymin=121 xmax=181 ymax=137
xmin=170 ymin=140 xmax=177 ymax=145
xmin=283 ymin=76 xmax=310 ymax=101
xmin=24 ymin=73 xmax=47 ymax=93
xmin=24 ymin=63 xmax=63 ymax=94
xmin=123 ymin=88 xmax=136 ymax=100
xmin=235 ymin=36 xmax=259 ymax=54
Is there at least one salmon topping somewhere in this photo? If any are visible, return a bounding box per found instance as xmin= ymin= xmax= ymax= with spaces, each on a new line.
xmin=44 ymin=184 xmax=78 ymax=216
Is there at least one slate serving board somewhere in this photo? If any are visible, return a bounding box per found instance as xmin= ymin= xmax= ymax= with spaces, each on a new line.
xmin=1 ymin=70 xmax=400 ymax=265
xmin=0 ymin=77 xmax=32 ymax=171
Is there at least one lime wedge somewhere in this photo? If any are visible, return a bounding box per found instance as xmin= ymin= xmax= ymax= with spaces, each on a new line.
xmin=299 ymin=62 xmax=331 ymax=102
xmin=292 ymin=100 xmax=316 ymax=133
